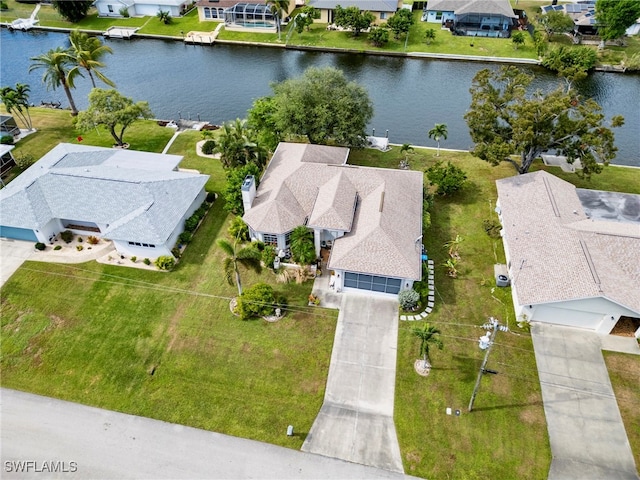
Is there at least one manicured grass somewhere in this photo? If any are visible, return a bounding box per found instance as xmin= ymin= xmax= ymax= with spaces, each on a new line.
xmin=137 ymin=9 xmax=211 ymax=36
xmin=603 ymin=351 xmax=640 ymax=468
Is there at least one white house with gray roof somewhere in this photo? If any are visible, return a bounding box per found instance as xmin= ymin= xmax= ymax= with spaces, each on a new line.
xmin=243 ymin=142 xmax=423 ymax=296
xmin=496 ymin=171 xmax=640 ymax=336
xmin=422 ymin=0 xmax=516 ymax=37
xmin=309 ymin=0 xmax=402 ymax=24
xmin=0 ymin=143 xmax=209 ymax=259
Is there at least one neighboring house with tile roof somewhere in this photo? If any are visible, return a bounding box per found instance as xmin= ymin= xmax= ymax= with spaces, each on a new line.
xmin=309 ymin=0 xmax=402 ymax=24
xmin=496 ymin=170 xmax=640 ymax=336
xmin=243 ymin=142 xmax=423 ymax=296
xmin=422 ymin=0 xmax=516 ymax=37
xmin=0 ymin=143 xmax=209 ymax=259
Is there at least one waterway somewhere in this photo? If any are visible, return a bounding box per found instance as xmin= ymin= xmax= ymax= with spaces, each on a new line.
xmin=1 ymin=29 xmax=638 ymax=165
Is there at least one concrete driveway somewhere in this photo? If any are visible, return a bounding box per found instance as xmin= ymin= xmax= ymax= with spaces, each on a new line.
xmin=1 ymin=388 xmax=414 ymax=480
xmin=302 ymin=293 xmax=404 ymax=473
xmin=531 ymin=323 xmax=640 ymax=480
xmin=0 ymin=238 xmax=34 ymax=287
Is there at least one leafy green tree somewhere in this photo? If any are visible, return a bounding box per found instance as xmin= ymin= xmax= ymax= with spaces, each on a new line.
xmin=247 ymin=96 xmax=280 ymax=151
xmin=255 ymin=67 xmax=373 ymax=147
xmin=266 ymin=0 xmax=290 ymax=41
xmin=428 ymin=123 xmax=448 ymax=156
xmin=412 ymin=323 xmax=443 ymax=369
xmin=368 ymin=26 xmax=389 ymax=47
xmin=29 ymin=47 xmax=81 ymax=116
xmin=52 ymin=0 xmax=93 ymax=22
xmin=222 ymin=163 xmax=261 ymax=214
xmin=289 ymin=226 xmax=316 ymax=265
xmin=533 ymin=29 xmax=547 ymax=57
xmin=596 ymin=0 xmax=640 ymax=42
xmin=0 ymin=83 xmax=33 ymax=130
xmin=68 ymin=30 xmax=115 ymax=89
xmin=426 ymin=160 xmax=467 ymax=196
xmin=334 ymin=5 xmax=375 ymax=36
xmin=386 ymin=8 xmax=414 ymax=40
xmin=156 ymin=9 xmax=172 ymax=24
xmin=217 ymin=237 xmax=262 ymax=295
xmin=237 ymin=283 xmax=276 ymax=320
xmin=76 ymin=89 xmax=152 ymax=147
xmin=464 ymin=66 xmax=624 ymax=177
xmin=294 ymin=6 xmax=319 ymax=33
xmin=538 ymin=10 xmax=575 ymax=40
xmin=511 ymin=31 xmax=526 ymax=49
xmin=542 ymin=46 xmax=597 ymax=87
xmin=215 ymin=118 xmax=267 ymax=169
xmin=424 ymin=28 xmax=436 ymax=44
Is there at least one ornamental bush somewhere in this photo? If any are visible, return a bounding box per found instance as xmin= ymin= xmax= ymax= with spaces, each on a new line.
xmin=178 ymin=231 xmax=192 ymax=244
xmin=237 ymin=283 xmax=276 ymax=320
xmin=1 ymin=135 xmax=13 ymax=145
xmin=35 ymin=242 xmax=46 ymax=251
xmin=155 ymin=255 xmax=175 ymax=270
xmin=202 ymin=139 xmax=216 ymax=155
xmin=87 ymin=235 xmax=100 ymax=245
xmin=426 ymin=161 xmax=467 ymax=196
xmin=398 ymin=288 xmax=420 ymax=310
xmin=60 ymin=230 xmax=74 ymax=243
xmin=54 ymin=245 xmax=62 ymax=251
xmin=261 ymin=245 xmax=277 ymax=268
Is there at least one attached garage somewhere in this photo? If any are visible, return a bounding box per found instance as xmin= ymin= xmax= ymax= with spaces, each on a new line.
xmin=0 ymin=226 xmax=38 ymax=242
xmin=531 ymin=305 xmax=604 ymax=331
xmin=343 ymin=272 xmax=402 ymax=295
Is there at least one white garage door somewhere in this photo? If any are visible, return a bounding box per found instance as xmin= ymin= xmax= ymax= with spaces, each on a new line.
xmin=533 ymin=305 xmax=603 ymax=330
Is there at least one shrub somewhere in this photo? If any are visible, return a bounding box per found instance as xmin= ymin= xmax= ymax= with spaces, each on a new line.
xmin=1 ymin=135 xmax=14 ymax=145
xmin=143 ymin=258 xmax=151 ymax=265
xmin=206 ymin=191 xmax=217 ymax=203
xmin=35 ymin=242 xmax=46 ymax=251
xmin=184 ymin=216 xmax=199 ymax=232
xmin=426 ymin=161 xmax=467 ymax=196
xmin=77 ymin=237 xmax=83 ymax=242
xmin=155 ymin=255 xmax=175 ymax=270
xmin=87 ymin=235 xmax=99 ymax=245
xmin=119 ymin=6 xmax=129 ymax=16
xmin=130 ymin=256 xmax=137 ymax=263
xmin=14 ymin=153 xmax=35 ymax=169
xmin=76 ymin=245 xmax=83 ymax=251
xmin=261 ymin=245 xmax=277 ymax=268
xmin=202 ymin=139 xmax=216 ymax=155
xmin=0 ymin=2 xmax=8 ymax=11
xmin=60 ymin=230 xmax=74 ymax=243
xmin=399 ymin=289 xmax=420 ymax=310
xmin=54 ymin=245 xmax=62 ymax=251
xmin=237 ymin=283 xmax=276 ymax=320
xmin=171 ymin=246 xmax=181 ymax=258
xmin=178 ymin=231 xmax=192 ymax=244
xmin=483 ymin=219 xmax=502 ymax=238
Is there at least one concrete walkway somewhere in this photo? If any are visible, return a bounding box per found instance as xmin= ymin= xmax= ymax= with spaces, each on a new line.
xmin=302 ymin=293 xmax=404 ymax=473
xmin=531 ymin=323 xmax=640 ymax=480
xmin=1 ymin=388 xmax=416 ymax=480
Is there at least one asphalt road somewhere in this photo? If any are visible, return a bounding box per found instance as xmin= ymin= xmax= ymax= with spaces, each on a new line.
xmin=1 ymin=388 xmax=420 ymax=480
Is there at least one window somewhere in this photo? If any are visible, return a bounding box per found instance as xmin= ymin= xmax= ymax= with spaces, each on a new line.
xmin=263 ymin=234 xmax=277 ymax=246
xmin=380 ymin=12 xmax=386 ymax=19
xmin=108 ymin=5 xmax=114 ymax=13
xmin=435 ymin=11 xmax=442 ymax=20
xmin=204 ymin=7 xmax=212 ymax=18
xmin=284 ymin=231 xmax=293 ymax=246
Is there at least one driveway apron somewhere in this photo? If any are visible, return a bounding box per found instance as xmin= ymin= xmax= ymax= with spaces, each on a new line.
xmin=302 ymin=293 xmax=404 ymax=473
xmin=0 ymin=239 xmax=34 ymax=288
xmin=531 ymin=323 xmax=639 ymax=480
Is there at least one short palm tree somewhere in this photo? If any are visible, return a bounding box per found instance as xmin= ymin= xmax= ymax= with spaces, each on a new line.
xmin=29 ymin=47 xmax=81 ymax=116
xmin=412 ymin=323 xmax=443 ymax=370
xmin=289 ymin=226 xmax=316 ymax=265
xmin=400 ymin=143 xmax=413 ymax=167
xmin=69 ymin=30 xmax=115 ymax=89
xmin=266 ymin=0 xmax=290 ymax=41
xmin=217 ymin=237 xmax=262 ymax=296
xmin=428 ymin=123 xmax=448 ymax=157
xmin=215 ymin=119 xmax=267 ymax=169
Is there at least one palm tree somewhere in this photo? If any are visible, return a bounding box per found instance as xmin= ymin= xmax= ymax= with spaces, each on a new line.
xmin=29 ymin=47 xmax=81 ymax=116
xmin=444 ymin=234 xmax=463 ymax=259
xmin=0 ymin=83 xmax=33 ymax=130
xmin=69 ymin=30 xmax=115 ymax=89
xmin=215 ymin=119 xmax=267 ymax=169
xmin=266 ymin=0 xmax=290 ymax=41
xmin=217 ymin=237 xmax=262 ymax=296
xmin=289 ymin=225 xmax=316 ymax=265
xmin=400 ymin=143 xmax=413 ymax=168
xmin=412 ymin=323 xmax=443 ymax=370
xmin=428 ymin=123 xmax=448 ymax=157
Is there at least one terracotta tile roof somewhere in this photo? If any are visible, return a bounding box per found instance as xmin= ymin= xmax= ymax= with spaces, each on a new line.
xmin=496 ymin=171 xmax=640 ymax=314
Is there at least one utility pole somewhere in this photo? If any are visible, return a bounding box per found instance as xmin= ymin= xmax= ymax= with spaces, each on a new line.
xmin=468 ymin=317 xmax=507 ymax=412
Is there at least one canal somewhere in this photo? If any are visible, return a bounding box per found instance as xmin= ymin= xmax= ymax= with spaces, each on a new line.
xmin=1 ymin=28 xmax=638 ymax=165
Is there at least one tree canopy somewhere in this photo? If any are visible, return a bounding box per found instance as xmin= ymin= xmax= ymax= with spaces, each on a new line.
xmin=541 ymin=46 xmax=597 ymax=86
xmin=222 ymin=163 xmax=261 ymax=215
xmin=334 ymin=5 xmax=375 ymax=36
xmin=538 ymin=10 xmax=575 ymax=39
xmin=1 ymin=83 xmax=33 ymax=130
xmin=386 ymin=8 xmax=413 ymax=40
xmin=76 ymin=89 xmax=152 ymax=146
xmin=214 ymin=118 xmax=267 ymax=169
xmin=52 ymin=0 xmax=93 ymax=22
xmin=250 ymin=67 xmax=373 ymax=147
xmin=596 ymin=0 xmax=640 ymax=41
xmin=464 ymin=66 xmax=624 ymax=178
xmin=29 ymin=47 xmax=81 ymax=116
xmin=69 ymin=30 xmax=115 ymax=89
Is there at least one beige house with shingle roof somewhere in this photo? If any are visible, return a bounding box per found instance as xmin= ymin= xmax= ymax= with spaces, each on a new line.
xmin=496 ymin=171 xmax=640 ymax=336
xmin=242 ymin=142 xmax=423 ymax=296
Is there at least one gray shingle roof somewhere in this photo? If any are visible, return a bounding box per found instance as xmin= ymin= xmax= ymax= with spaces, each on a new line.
xmin=426 ymin=0 xmax=515 ymax=17
xmin=496 ymin=171 xmax=640 ymax=315
xmin=0 ymin=144 xmax=208 ymax=245
xmin=309 ymin=0 xmax=399 ymax=12
xmin=243 ymin=142 xmax=423 ymax=280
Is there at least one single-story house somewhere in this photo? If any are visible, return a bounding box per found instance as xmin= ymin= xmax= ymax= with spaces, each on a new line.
xmin=196 ymin=0 xmax=296 ymax=22
xmin=541 ymin=1 xmax=598 ymax=35
xmin=0 ymin=145 xmax=16 ymax=178
xmin=496 ymin=170 xmax=640 ymax=336
xmin=242 ymin=142 xmax=423 ymax=296
xmin=0 ymin=143 xmax=209 ymax=259
xmin=95 ymin=0 xmax=192 ymax=17
xmin=308 ymin=0 xmax=402 ymax=24
xmin=1 ymin=115 xmax=20 ymax=138
xmin=422 ymin=0 xmax=516 ymax=37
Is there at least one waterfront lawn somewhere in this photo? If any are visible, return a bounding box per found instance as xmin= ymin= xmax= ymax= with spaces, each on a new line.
xmin=603 ymin=351 xmax=640 ymax=468
xmin=137 ymin=9 xmax=211 ymax=36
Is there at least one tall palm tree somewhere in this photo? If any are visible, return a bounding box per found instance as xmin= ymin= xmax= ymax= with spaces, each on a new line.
xmin=412 ymin=323 xmax=443 ymax=370
xmin=266 ymin=0 xmax=290 ymax=41
xmin=29 ymin=47 xmax=81 ymax=116
xmin=217 ymin=237 xmax=262 ymax=296
xmin=0 ymin=83 xmax=33 ymax=130
xmin=428 ymin=123 xmax=448 ymax=157
xmin=69 ymin=30 xmax=115 ymax=89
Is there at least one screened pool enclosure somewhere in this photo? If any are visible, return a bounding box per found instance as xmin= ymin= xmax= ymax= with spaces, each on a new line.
xmin=225 ymin=3 xmax=276 ymax=28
